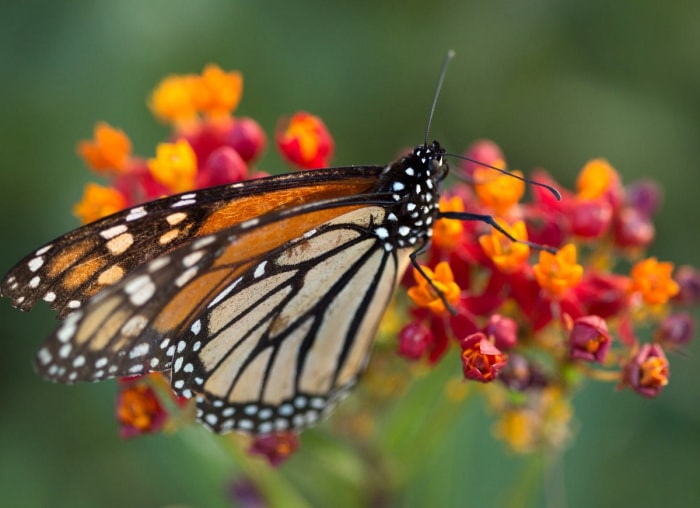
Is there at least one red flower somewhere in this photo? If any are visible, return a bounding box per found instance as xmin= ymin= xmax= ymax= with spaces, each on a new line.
xmin=460 ymin=333 xmax=508 ymax=382
xmin=248 ymin=431 xmax=299 ymax=467
xmin=115 ymin=379 xmax=168 ymax=438
xmin=569 ymin=315 xmax=611 ymax=364
xmin=623 ymin=344 xmax=669 ymax=398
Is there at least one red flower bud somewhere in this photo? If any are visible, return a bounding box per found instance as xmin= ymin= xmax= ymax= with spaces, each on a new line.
xmin=483 ymin=314 xmax=518 ymax=350
xmin=397 ymin=321 xmax=434 ymax=360
xmin=198 ymin=146 xmax=248 ymax=188
xmin=673 ymin=265 xmax=700 ymax=305
xmin=570 ymin=199 xmax=612 ymax=239
xmin=574 ymin=272 xmax=630 ymax=319
xmin=613 ymin=207 xmax=655 ymax=249
xmin=569 ymin=315 xmax=611 ymax=364
xmin=460 ymin=139 xmax=504 ymax=179
xmin=460 ymin=332 xmax=507 ymax=382
xmin=224 ymin=117 xmax=267 ymax=163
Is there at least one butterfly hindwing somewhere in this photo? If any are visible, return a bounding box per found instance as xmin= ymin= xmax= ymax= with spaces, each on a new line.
xmin=168 ymin=207 xmax=411 ymax=433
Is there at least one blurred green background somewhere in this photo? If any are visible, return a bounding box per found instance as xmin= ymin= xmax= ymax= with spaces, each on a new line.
xmin=1 ymin=1 xmax=699 ymax=506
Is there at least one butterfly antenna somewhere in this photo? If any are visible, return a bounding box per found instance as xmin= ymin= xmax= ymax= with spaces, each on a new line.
xmin=446 ymin=152 xmax=562 ymax=200
xmin=424 ymin=50 xmax=456 ymax=146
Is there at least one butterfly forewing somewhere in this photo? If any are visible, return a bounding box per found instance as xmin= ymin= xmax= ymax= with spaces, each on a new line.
xmin=0 ymin=167 xmax=383 ymax=318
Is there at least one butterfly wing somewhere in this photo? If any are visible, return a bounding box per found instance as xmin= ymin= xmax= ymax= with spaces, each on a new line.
xmin=1 ymin=166 xmax=383 ymax=318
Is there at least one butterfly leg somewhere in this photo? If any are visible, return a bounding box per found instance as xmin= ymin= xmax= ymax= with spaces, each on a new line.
xmin=409 ymin=241 xmax=458 ymax=315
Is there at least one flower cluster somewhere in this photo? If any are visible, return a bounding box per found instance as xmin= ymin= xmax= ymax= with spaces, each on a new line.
xmin=397 ymin=139 xmax=699 ymax=452
xmin=74 ymin=64 xmax=331 ymax=466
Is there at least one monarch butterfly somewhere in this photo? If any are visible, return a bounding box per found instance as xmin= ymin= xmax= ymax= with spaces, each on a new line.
xmin=1 ymin=52 xmax=555 ymax=435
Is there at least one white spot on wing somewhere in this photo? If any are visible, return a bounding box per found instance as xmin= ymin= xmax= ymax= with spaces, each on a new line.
xmin=28 ymin=257 xmax=44 ymax=272
xmin=100 ymin=224 xmax=128 ymax=240
xmin=126 ymin=206 xmax=147 ymax=221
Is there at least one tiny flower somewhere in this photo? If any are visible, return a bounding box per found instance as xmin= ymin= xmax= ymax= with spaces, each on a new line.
xmin=672 ymin=265 xmax=700 ymax=305
xmin=116 ymin=381 xmax=168 ymax=438
xmin=654 ymin=313 xmax=695 ymax=349
xmin=499 ymin=354 xmax=548 ymax=391
xmin=432 ymin=196 xmax=465 ymax=250
xmin=473 ymin=166 xmax=525 ymax=215
xmin=397 ymin=321 xmax=434 ymax=360
xmin=147 ymin=139 xmax=198 ymax=194
xmin=460 ymin=139 xmax=505 ymax=179
xmin=224 ymin=117 xmax=267 ymax=162
xmin=630 ymin=257 xmax=679 ymax=305
xmin=73 ymin=183 xmax=128 ymax=224
xmin=149 ymin=74 xmax=199 ymax=126
xmin=276 ymin=112 xmax=334 ymax=169
xmin=626 ymin=179 xmax=663 ymax=218
xmin=533 ymin=243 xmax=584 ymax=298
xmin=248 ymin=431 xmax=299 ymax=467
xmin=460 ymin=332 xmax=507 ymax=382
xmin=613 ymin=207 xmax=655 ymax=250
xmin=569 ymin=315 xmax=611 ymax=364
xmin=197 ymin=146 xmax=248 ymax=188
xmin=194 ymin=64 xmax=243 ymax=119
xmin=623 ymin=344 xmax=669 ymax=398
xmin=483 ymin=314 xmax=518 ymax=350
xmin=576 ymin=158 xmax=621 ymax=205
xmin=407 ymin=262 xmax=461 ymax=315
xmin=478 ymin=219 xmax=530 ymax=274
xmin=77 ymin=122 xmax=132 ymax=173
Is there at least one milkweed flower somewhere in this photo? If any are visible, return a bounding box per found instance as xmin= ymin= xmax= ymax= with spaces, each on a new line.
xmin=276 ymin=112 xmax=334 ymax=169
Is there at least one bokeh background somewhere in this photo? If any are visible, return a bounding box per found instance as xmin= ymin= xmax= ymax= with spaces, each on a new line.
xmin=1 ymin=1 xmax=699 ymax=507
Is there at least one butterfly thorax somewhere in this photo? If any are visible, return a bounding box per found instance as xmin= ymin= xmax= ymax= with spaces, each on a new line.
xmin=374 ymin=141 xmax=445 ymax=250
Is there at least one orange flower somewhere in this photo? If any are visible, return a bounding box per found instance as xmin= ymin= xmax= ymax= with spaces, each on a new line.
xmin=73 ymin=183 xmax=127 ymax=224
xmin=473 ymin=164 xmax=525 ymax=215
xmin=479 ymin=219 xmax=530 ymax=273
xmin=276 ymin=112 xmax=334 ymax=169
xmin=407 ymin=261 xmax=461 ymax=315
xmin=116 ymin=382 xmax=168 ymax=438
xmin=77 ymin=122 xmax=132 ymax=173
xmin=460 ymin=332 xmax=507 ymax=382
xmin=576 ymin=158 xmax=620 ymax=200
xmin=432 ymin=196 xmax=464 ymax=249
xmin=630 ymin=257 xmax=679 ymax=305
xmin=149 ymin=74 xmax=199 ymax=126
xmin=147 ymin=139 xmax=198 ymax=194
xmin=193 ymin=64 xmax=243 ymax=119
xmin=533 ymin=243 xmax=584 ymax=297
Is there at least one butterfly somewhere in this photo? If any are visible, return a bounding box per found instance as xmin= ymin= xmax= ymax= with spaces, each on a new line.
xmin=0 ymin=52 xmax=553 ymax=435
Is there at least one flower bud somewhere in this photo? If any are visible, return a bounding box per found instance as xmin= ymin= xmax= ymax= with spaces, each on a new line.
xmin=397 ymin=321 xmax=434 ymax=360
xmin=654 ymin=313 xmax=695 ymax=349
xmin=569 ymin=315 xmax=611 ymax=364
xmin=483 ymin=314 xmax=518 ymax=350
xmin=224 ymin=117 xmax=267 ymax=163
